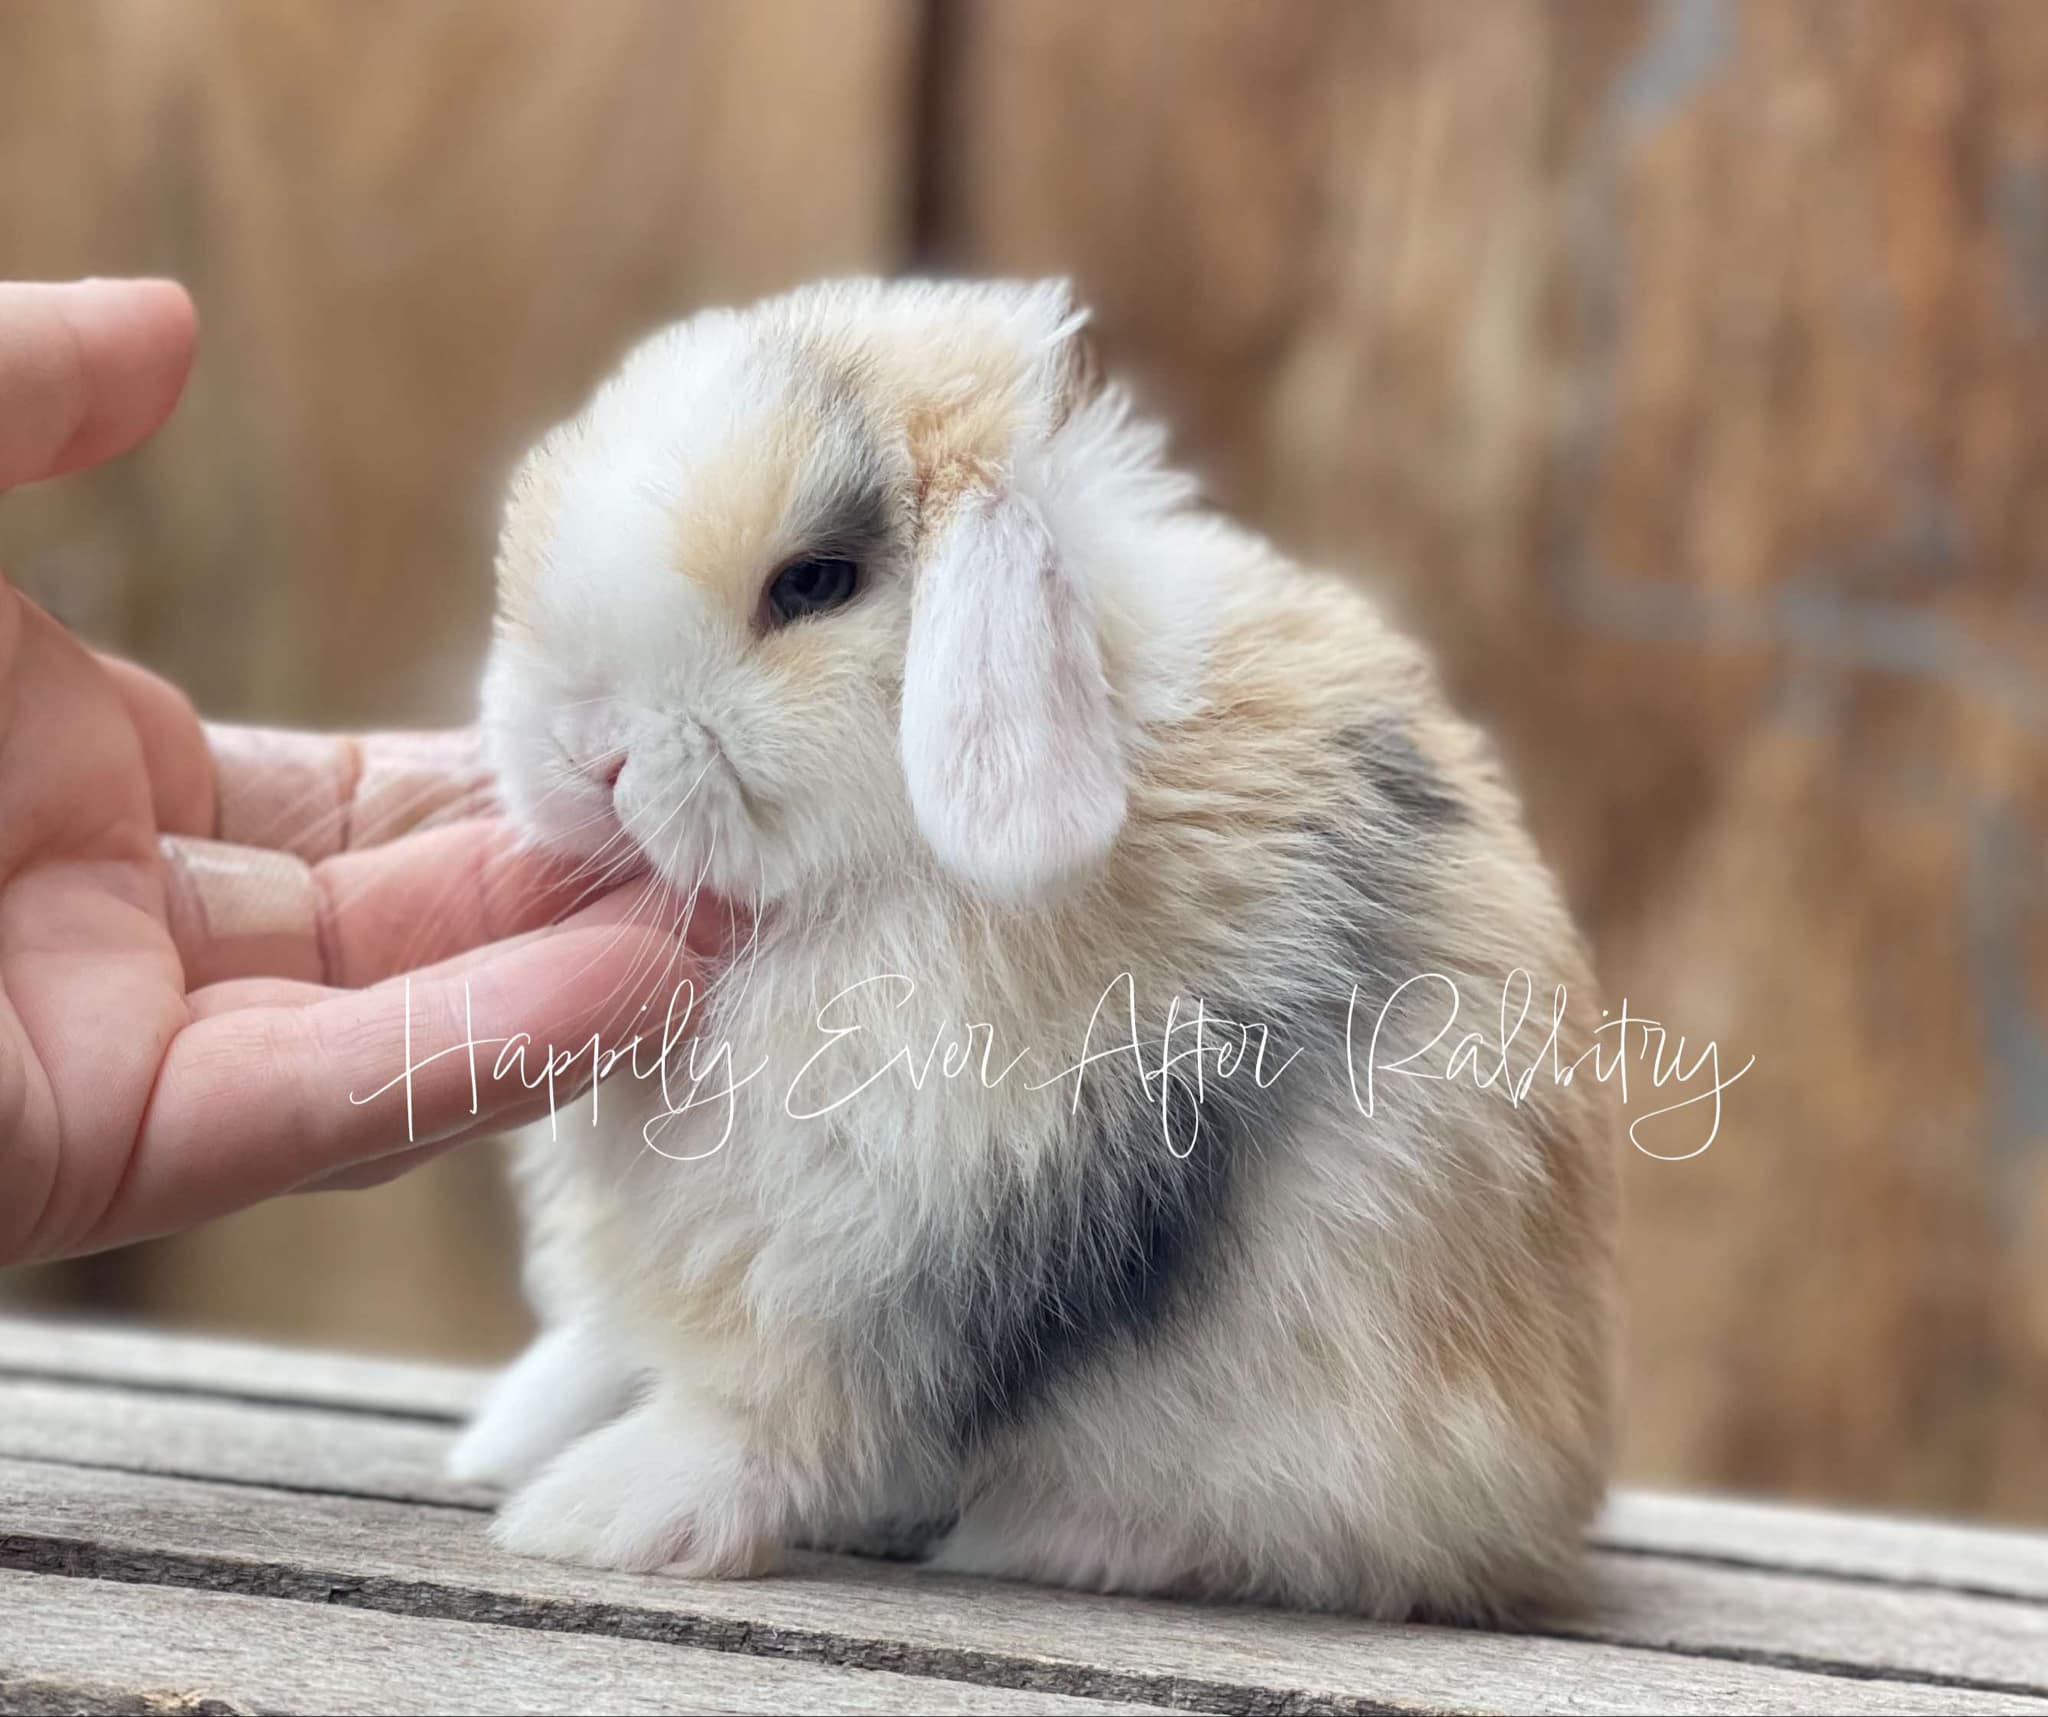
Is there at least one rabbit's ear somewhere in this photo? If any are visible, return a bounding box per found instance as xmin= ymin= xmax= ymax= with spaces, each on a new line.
xmin=900 ymin=486 xmax=1126 ymax=899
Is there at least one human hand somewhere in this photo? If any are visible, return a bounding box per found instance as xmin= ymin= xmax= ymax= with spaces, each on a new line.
xmin=0 ymin=280 xmax=696 ymax=1264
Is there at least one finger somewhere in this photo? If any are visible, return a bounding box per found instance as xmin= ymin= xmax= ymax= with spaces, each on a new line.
xmin=294 ymin=1138 xmax=458 ymax=1195
xmin=162 ymin=817 xmax=647 ymax=988
xmin=97 ymin=653 xmax=215 ymax=836
xmin=179 ymin=881 xmax=673 ymax=1018
xmin=206 ymin=724 xmax=494 ymax=857
xmin=0 ymin=280 xmax=196 ymax=489
xmin=185 ymin=974 xmax=334 ymax=1018
xmin=109 ymin=913 xmax=697 ymax=1242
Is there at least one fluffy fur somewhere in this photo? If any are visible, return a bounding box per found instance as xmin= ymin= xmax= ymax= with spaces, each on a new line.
xmin=454 ymin=277 xmax=1618 ymax=1620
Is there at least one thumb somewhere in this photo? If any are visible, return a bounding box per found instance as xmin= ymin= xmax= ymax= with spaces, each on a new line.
xmin=0 ymin=280 xmax=197 ymax=490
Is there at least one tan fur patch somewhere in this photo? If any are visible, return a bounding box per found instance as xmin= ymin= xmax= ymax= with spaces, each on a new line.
xmin=494 ymin=437 xmax=567 ymax=635
xmin=669 ymin=428 xmax=803 ymax=625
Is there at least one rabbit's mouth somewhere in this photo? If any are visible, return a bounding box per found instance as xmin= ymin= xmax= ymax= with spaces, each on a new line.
xmin=672 ymin=881 xmax=754 ymax=965
xmin=623 ymin=756 xmax=784 ymax=925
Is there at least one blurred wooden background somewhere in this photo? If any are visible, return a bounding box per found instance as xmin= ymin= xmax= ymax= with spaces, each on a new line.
xmin=2 ymin=0 xmax=2044 ymax=1527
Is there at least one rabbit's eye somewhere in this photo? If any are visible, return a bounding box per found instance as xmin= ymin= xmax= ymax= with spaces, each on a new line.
xmin=766 ymin=556 xmax=859 ymax=624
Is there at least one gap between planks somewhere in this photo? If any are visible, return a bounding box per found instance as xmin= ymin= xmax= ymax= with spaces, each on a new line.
xmin=0 ymin=1566 xmax=1177 ymax=1717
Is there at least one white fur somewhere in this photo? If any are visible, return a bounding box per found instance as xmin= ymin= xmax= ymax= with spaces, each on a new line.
xmin=901 ymin=485 xmax=1126 ymax=897
xmin=445 ymin=1323 xmax=638 ymax=1489
xmin=494 ymin=1381 xmax=767 ymax=1575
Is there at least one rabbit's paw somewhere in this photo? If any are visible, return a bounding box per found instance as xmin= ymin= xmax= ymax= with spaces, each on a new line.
xmin=448 ymin=1324 xmax=638 ymax=1489
xmin=491 ymin=1395 xmax=777 ymax=1576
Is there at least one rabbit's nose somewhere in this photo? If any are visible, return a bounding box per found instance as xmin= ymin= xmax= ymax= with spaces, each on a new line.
xmin=582 ymin=751 xmax=627 ymax=795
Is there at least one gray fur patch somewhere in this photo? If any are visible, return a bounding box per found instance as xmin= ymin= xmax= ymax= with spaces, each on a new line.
xmin=1340 ymin=721 xmax=1465 ymax=830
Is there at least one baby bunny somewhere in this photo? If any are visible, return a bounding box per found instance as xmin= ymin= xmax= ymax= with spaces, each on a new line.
xmin=451 ymin=277 xmax=1617 ymax=1620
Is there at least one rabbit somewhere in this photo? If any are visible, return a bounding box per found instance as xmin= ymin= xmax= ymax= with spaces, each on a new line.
xmin=447 ymin=276 xmax=1618 ymax=1621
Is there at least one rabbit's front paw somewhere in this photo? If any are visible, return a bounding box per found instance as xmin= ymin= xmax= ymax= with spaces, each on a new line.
xmin=448 ymin=1324 xmax=638 ymax=1489
xmin=491 ymin=1395 xmax=777 ymax=1576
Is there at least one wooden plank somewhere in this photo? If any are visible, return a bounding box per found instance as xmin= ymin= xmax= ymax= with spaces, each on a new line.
xmin=0 ymin=1318 xmax=483 ymax=1422
xmin=1562 ymin=1558 xmax=2048 ymax=1694
xmin=1599 ymin=1491 xmax=2048 ymax=1604
xmin=2 ymin=1458 xmax=2042 ymax=1717
xmin=0 ymin=1568 xmax=1166 ymax=1716
xmin=0 ymin=1376 xmax=487 ymax=1509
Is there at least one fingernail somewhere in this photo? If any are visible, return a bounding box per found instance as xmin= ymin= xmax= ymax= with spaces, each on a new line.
xmin=162 ymin=834 xmax=321 ymax=987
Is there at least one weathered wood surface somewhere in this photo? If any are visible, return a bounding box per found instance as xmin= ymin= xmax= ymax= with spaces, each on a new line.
xmin=3 ymin=1321 xmax=2047 ymax=1716
xmin=0 ymin=1571 xmax=1170 ymax=1717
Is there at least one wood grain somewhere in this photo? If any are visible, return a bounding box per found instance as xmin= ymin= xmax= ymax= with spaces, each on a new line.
xmin=0 ymin=1316 xmax=483 ymax=1422
xmin=1599 ymin=1490 xmax=2048 ymax=1604
xmin=8 ymin=1460 xmax=2042 ymax=1717
xmin=0 ymin=1569 xmax=1171 ymax=1717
